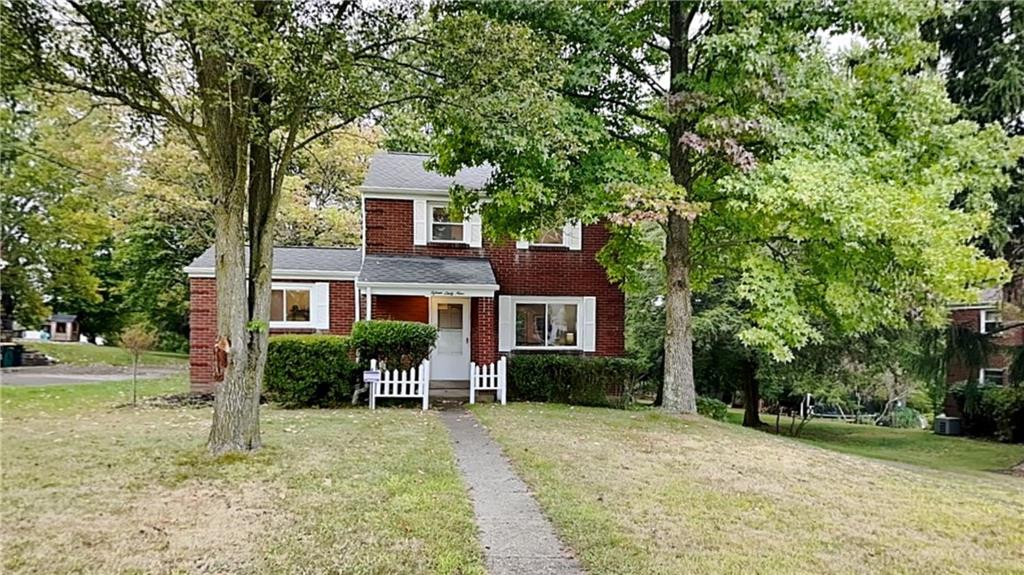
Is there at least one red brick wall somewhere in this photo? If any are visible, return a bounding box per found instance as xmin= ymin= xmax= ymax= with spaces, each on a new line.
xmin=365 ymin=199 xmax=489 ymax=258
xmin=189 ymin=278 xmax=217 ymax=393
xmin=946 ymin=307 xmax=1024 ymax=384
xmin=188 ymin=278 xmax=355 ymax=393
xmin=363 ymin=198 xmax=625 ymax=356
xmin=472 ymin=297 xmax=498 ymax=364
xmin=372 ymin=295 xmax=429 ymax=322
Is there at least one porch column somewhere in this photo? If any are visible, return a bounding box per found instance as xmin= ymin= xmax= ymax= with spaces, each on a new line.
xmin=471 ymin=297 xmax=498 ymax=365
xmin=365 ymin=286 xmax=372 ymax=320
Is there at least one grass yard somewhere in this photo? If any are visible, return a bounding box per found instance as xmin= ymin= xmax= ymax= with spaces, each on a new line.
xmin=1 ymin=379 xmax=484 ymax=575
xmin=725 ymin=409 xmax=1024 ymax=474
xmin=22 ymin=341 xmax=188 ymax=367
xmin=472 ymin=403 xmax=1024 ymax=575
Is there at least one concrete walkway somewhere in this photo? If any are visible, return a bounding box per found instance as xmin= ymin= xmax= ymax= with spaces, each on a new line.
xmin=441 ymin=410 xmax=585 ymax=575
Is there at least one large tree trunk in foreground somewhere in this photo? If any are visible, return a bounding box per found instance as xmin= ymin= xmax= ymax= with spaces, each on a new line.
xmin=661 ymin=1 xmax=698 ymax=414
xmin=661 ymin=212 xmax=697 ymax=413
xmin=203 ymin=49 xmax=262 ymax=454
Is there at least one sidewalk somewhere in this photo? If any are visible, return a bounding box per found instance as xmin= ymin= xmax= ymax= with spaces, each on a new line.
xmin=441 ymin=409 xmax=585 ymax=575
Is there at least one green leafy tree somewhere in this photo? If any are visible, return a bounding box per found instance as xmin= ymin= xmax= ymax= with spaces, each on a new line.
xmin=1 ymin=90 xmax=123 ymax=333
xmin=423 ymin=1 xmax=1020 ymax=413
xmin=6 ymin=0 xmax=423 ymax=453
xmin=930 ymin=0 xmax=1024 ymax=272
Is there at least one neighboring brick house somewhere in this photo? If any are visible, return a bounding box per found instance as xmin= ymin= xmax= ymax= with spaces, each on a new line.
xmin=185 ymin=151 xmax=626 ymax=394
xmin=947 ymin=284 xmax=1024 ymax=388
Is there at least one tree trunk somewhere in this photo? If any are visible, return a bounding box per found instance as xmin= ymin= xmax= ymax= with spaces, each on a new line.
xmin=741 ymin=358 xmax=762 ymax=428
xmin=661 ymin=2 xmax=698 ymax=414
xmin=661 ymin=212 xmax=696 ymax=413
xmin=202 ymin=46 xmax=261 ymax=454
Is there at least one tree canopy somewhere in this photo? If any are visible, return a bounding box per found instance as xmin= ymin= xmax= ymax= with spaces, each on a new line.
xmin=422 ymin=0 xmax=1021 ymax=413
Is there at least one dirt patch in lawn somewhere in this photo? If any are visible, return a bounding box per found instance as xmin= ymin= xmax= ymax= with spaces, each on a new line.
xmin=6 ymin=482 xmax=279 ymax=574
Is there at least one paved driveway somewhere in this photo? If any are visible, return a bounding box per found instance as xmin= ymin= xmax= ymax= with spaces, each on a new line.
xmin=0 ymin=365 xmax=185 ymax=387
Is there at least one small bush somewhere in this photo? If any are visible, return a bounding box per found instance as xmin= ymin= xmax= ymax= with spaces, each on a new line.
xmin=264 ymin=335 xmax=357 ymax=407
xmin=950 ymin=383 xmax=1024 ymax=443
xmin=350 ymin=320 xmax=438 ymax=369
xmin=508 ymin=354 xmax=645 ymax=407
xmin=696 ymin=396 xmax=728 ymax=421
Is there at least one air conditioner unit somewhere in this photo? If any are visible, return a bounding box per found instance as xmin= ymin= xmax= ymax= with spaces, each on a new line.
xmin=934 ymin=415 xmax=962 ymax=436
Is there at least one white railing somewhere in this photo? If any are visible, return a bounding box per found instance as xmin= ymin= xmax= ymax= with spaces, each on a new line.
xmin=469 ymin=357 xmax=507 ymax=405
xmin=369 ymin=359 xmax=430 ymax=410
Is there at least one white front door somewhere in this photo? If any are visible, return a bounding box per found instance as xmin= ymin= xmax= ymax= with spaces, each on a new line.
xmin=430 ymin=297 xmax=471 ymax=380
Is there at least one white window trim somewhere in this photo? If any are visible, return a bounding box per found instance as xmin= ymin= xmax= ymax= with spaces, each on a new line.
xmin=979 ymin=367 xmax=1005 ymax=386
xmin=512 ymin=296 xmax=584 ymax=350
xmin=428 ymin=201 xmax=467 ymax=244
xmin=980 ymin=308 xmax=1001 ymax=334
xmin=530 ymin=229 xmax=568 ymax=248
xmin=270 ymin=282 xmax=315 ymax=329
xmin=516 ymin=221 xmax=582 ymax=250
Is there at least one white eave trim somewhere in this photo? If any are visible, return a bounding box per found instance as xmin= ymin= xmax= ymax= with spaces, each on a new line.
xmin=357 ymin=281 xmax=499 ymax=297
xmin=360 ymin=186 xmax=486 ymax=201
xmin=184 ymin=267 xmax=359 ymax=281
xmin=948 ymin=303 xmax=1000 ymax=310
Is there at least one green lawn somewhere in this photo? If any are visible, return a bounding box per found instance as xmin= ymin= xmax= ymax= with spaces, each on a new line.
xmin=472 ymin=403 xmax=1024 ymax=575
xmin=22 ymin=341 xmax=188 ymax=367
xmin=1 ymin=379 xmax=484 ymax=575
xmin=725 ymin=409 xmax=1024 ymax=474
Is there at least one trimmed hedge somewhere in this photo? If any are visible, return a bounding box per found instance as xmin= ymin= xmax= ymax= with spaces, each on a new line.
xmin=350 ymin=320 xmax=438 ymax=369
xmin=264 ymin=335 xmax=358 ymax=407
xmin=696 ymin=396 xmax=728 ymax=421
xmin=507 ymin=354 xmax=645 ymax=407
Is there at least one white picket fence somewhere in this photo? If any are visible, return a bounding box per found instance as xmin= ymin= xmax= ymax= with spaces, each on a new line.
xmin=469 ymin=357 xmax=507 ymax=405
xmin=369 ymin=359 xmax=430 ymax=410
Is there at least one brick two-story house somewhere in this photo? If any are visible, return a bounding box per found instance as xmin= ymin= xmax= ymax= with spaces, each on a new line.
xmin=947 ymin=283 xmax=1023 ymax=388
xmin=185 ymin=152 xmax=625 ymax=394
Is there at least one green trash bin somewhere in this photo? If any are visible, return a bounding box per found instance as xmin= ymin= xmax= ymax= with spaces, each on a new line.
xmin=1 ymin=344 xmax=24 ymax=368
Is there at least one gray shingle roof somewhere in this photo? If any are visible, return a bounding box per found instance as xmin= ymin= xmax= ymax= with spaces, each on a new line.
xmin=361 ymin=152 xmax=492 ymax=191
xmin=359 ymin=255 xmax=497 ymax=286
xmin=49 ymin=313 xmax=77 ymax=323
xmin=187 ymin=246 xmax=362 ymax=273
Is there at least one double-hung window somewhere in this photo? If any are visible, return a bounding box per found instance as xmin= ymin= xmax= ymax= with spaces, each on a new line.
xmin=981 ymin=309 xmax=1001 ymax=334
xmin=515 ymin=301 xmax=579 ymax=348
xmin=980 ymin=368 xmax=1005 ymax=386
xmin=430 ymin=202 xmax=465 ymax=243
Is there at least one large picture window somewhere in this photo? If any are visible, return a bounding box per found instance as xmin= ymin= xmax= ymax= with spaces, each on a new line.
xmin=515 ymin=302 xmax=578 ymax=348
xmin=271 ymin=287 xmax=311 ymax=323
xmin=430 ymin=203 xmax=464 ymax=243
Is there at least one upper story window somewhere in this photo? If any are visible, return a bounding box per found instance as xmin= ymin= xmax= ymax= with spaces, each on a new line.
xmin=980 ymin=368 xmax=1005 ymax=386
xmin=533 ymin=228 xmax=565 ymax=246
xmin=516 ymin=221 xmax=582 ymax=250
xmin=430 ymin=202 xmax=465 ymax=243
xmin=981 ymin=309 xmax=1002 ymax=334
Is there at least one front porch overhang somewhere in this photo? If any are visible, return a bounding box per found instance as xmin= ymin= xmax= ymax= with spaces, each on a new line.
xmin=356 ymin=281 xmax=499 ymax=298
